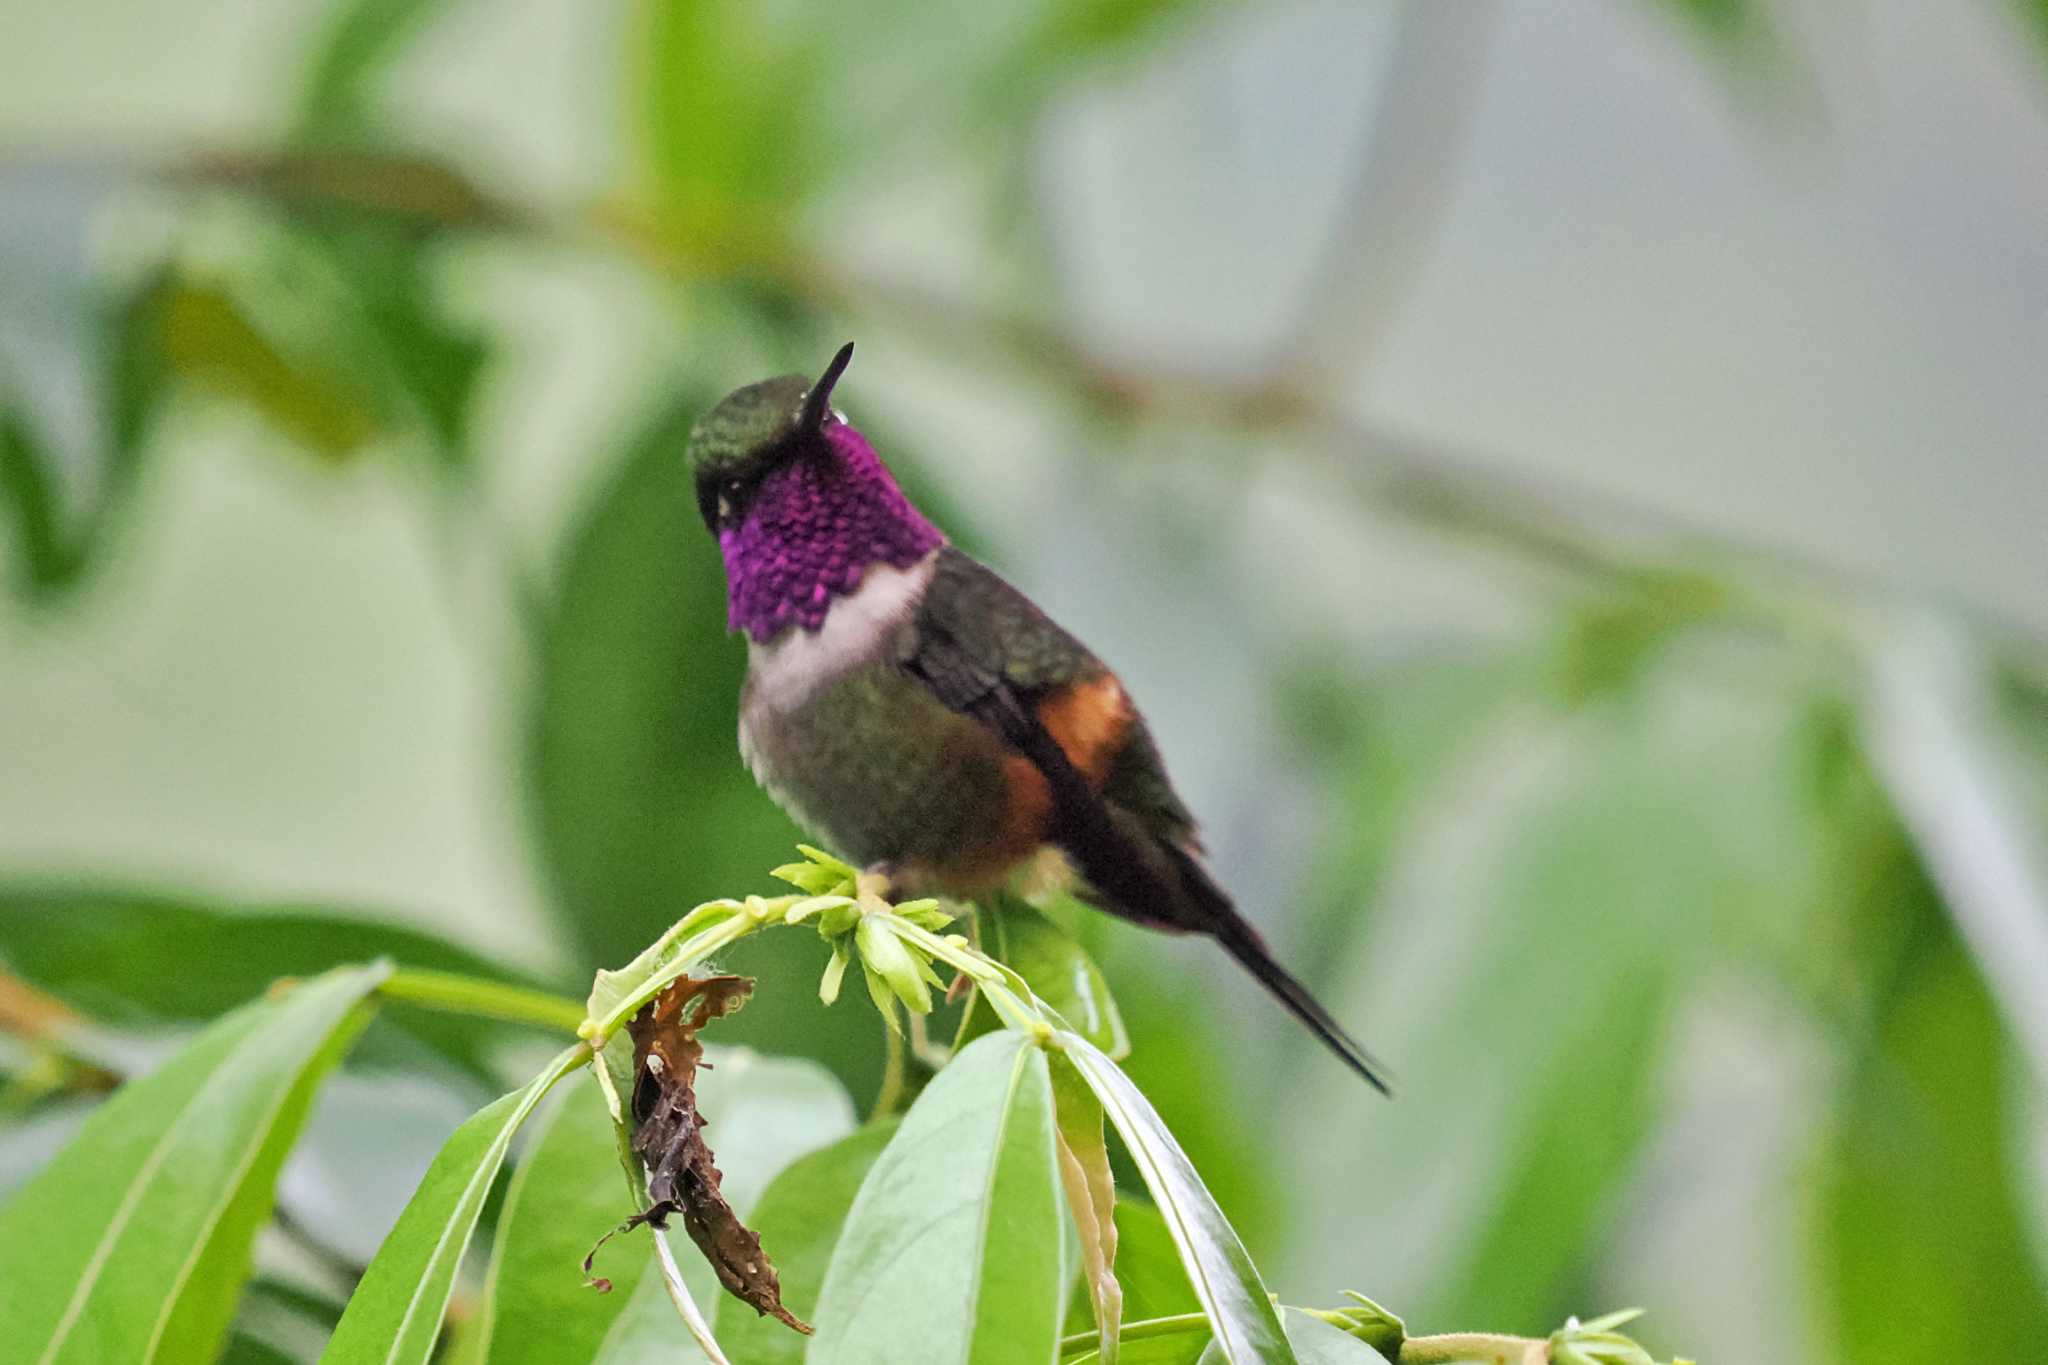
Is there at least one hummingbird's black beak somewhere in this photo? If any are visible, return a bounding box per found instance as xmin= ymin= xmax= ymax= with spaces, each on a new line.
xmin=800 ymin=341 xmax=855 ymax=433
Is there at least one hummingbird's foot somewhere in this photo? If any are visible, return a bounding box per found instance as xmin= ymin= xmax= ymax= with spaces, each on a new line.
xmin=855 ymin=860 xmax=899 ymax=905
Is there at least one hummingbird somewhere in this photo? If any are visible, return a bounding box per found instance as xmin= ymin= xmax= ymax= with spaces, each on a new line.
xmin=684 ymin=342 xmax=1387 ymax=1091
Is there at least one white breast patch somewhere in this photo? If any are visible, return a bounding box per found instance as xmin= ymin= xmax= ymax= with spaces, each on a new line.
xmin=745 ymin=551 xmax=938 ymax=714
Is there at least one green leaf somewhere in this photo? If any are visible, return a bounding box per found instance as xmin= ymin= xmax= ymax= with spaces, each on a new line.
xmin=811 ymin=1032 xmax=1065 ymax=1365
xmin=2022 ymin=0 xmax=2048 ymax=70
xmin=0 ymin=406 xmax=82 ymax=594
xmin=0 ymin=888 xmax=565 ymax=1076
xmin=712 ymin=1119 xmax=899 ymax=1365
xmin=1197 ymin=1311 xmax=1391 ymax=1365
xmin=1113 ymin=1199 xmax=1201 ymax=1323
xmin=299 ymin=0 xmax=454 ymax=141
xmin=321 ymin=1043 xmax=589 ymax=1364
xmin=0 ymin=256 xmax=178 ymax=601
xmin=1051 ymin=1052 xmax=1123 ymax=1364
xmin=1287 ymin=677 xmax=1820 ymax=1327
xmin=630 ymin=0 xmax=828 ymax=213
xmin=0 ymin=964 xmax=389 ymax=1365
xmin=1060 ymin=1034 xmax=1294 ymax=1365
xmin=979 ymin=0 xmax=1222 ymax=123
xmin=152 ymin=278 xmax=379 ymax=460
xmin=463 ymin=1079 xmax=649 ymax=1365
xmin=1812 ymin=899 xmax=2048 ymax=1363
xmin=976 ymin=896 xmax=1129 ymax=1058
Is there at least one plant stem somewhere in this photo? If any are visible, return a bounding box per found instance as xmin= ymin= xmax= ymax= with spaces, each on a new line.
xmin=1058 ymin=1311 xmax=1210 ymax=1353
xmin=377 ymin=968 xmax=588 ymax=1035
xmin=1398 ymin=1333 xmax=1547 ymax=1364
xmin=872 ymin=1011 xmax=907 ymax=1119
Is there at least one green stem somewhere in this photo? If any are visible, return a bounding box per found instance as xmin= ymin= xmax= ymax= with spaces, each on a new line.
xmin=872 ymin=1010 xmax=908 ymax=1119
xmin=1397 ymin=1333 xmax=1545 ymax=1364
xmin=1058 ymin=1313 xmax=1547 ymax=1364
xmin=377 ymin=968 xmax=588 ymax=1035
xmin=1058 ymin=1311 xmax=1210 ymax=1353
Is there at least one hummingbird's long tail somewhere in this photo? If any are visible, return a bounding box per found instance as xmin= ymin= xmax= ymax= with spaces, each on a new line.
xmin=1018 ymin=718 xmax=1390 ymax=1093
xmin=1162 ymin=842 xmax=1392 ymax=1095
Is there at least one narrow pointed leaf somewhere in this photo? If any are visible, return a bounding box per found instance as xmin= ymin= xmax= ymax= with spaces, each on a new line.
xmin=0 ymin=964 xmax=389 ymax=1365
xmin=321 ymin=1043 xmax=588 ymax=1364
xmin=712 ymin=1119 xmax=899 ymax=1365
xmin=1813 ymin=917 xmax=2048 ymax=1363
xmin=811 ymin=1032 xmax=1064 ymax=1365
xmin=1061 ymin=1035 xmax=1294 ymax=1365
xmin=463 ymin=1080 xmax=649 ymax=1365
xmin=0 ymin=890 xmax=559 ymax=1076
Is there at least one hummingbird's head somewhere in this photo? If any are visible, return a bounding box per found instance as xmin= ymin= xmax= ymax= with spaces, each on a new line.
xmin=686 ymin=343 xmax=943 ymax=640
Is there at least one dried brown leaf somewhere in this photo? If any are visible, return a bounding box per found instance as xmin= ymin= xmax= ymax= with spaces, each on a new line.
xmin=622 ymin=973 xmax=811 ymax=1335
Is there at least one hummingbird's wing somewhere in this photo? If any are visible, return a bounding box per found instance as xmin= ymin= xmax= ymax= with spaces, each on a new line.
xmin=899 ymin=547 xmax=1389 ymax=1092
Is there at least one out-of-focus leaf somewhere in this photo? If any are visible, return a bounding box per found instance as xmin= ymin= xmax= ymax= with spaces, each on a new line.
xmin=0 ymin=406 xmax=80 ymax=592
xmin=0 ymin=888 xmax=565 ymax=1076
xmin=298 ymin=0 xmax=454 ymax=141
xmin=1114 ymin=1198 xmax=1201 ymax=1322
xmin=1812 ymin=884 xmax=2048 ymax=1363
xmin=1062 ymin=1034 xmax=1295 ymax=1365
xmin=811 ymin=1032 xmax=1065 ymax=1365
xmin=1551 ymin=573 xmax=1726 ymax=704
xmin=321 ymin=1044 xmax=588 ymax=1364
xmin=1863 ymin=618 xmax=2048 ymax=1084
xmin=152 ymin=279 xmax=378 ymax=460
xmin=1282 ymin=649 xmax=1528 ymax=969
xmin=265 ymin=209 xmax=486 ymax=469
xmin=0 ymin=238 xmax=177 ymax=600
xmin=970 ymin=896 xmax=1129 ymax=1058
xmin=1290 ymin=671 xmax=1822 ymax=1327
xmin=0 ymin=965 xmax=388 ymax=1364
xmin=0 ymin=1098 xmax=94 ymax=1201
xmin=465 ymin=1080 xmax=650 ymax=1365
xmin=223 ymin=1279 xmax=346 ymax=1365
xmin=1051 ymin=1052 xmax=1123 ymax=1363
xmin=1425 ymin=971 xmax=1668 ymax=1322
xmin=279 ymin=1064 xmax=485 ymax=1268
xmin=1655 ymin=0 xmax=1769 ymax=44
xmin=2021 ymin=0 xmax=2048 ymax=63
xmin=980 ymin=0 xmax=1221 ymax=121
xmin=630 ymin=0 xmax=827 ymax=214
xmin=712 ymin=1119 xmax=898 ymax=1365
xmin=529 ymin=395 xmax=892 ymax=1090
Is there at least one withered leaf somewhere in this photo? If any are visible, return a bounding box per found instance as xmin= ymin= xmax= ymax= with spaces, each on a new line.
xmin=622 ymin=973 xmax=811 ymax=1335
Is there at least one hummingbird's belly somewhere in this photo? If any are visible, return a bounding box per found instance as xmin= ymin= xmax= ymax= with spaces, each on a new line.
xmin=740 ymin=652 xmax=1019 ymax=874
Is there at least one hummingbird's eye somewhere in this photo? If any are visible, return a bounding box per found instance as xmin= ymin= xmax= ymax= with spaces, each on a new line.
xmin=718 ymin=476 xmax=746 ymax=524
